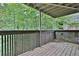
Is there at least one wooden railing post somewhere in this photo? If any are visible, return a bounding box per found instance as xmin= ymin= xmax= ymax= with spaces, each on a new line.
xmin=1 ymin=35 xmax=3 ymax=56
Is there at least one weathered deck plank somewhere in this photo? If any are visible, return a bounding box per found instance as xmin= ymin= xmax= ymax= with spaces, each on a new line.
xmin=70 ymin=45 xmax=76 ymax=56
xmin=55 ymin=44 xmax=67 ymax=56
xmin=75 ymin=45 xmax=79 ymax=56
xmin=65 ymin=46 xmax=72 ymax=56
xmin=19 ymin=42 xmax=79 ymax=56
xmin=50 ymin=43 xmax=65 ymax=56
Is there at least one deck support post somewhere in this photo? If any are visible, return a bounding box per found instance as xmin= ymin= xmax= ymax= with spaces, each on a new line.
xmin=39 ymin=11 xmax=42 ymax=46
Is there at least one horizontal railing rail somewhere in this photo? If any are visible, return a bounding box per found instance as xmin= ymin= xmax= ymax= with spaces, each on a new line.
xmin=0 ymin=30 xmax=40 ymax=35
xmin=54 ymin=30 xmax=79 ymax=32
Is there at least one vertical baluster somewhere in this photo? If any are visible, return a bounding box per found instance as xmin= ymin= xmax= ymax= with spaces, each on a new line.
xmin=6 ymin=35 xmax=9 ymax=56
xmin=35 ymin=33 xmax=36 ymax=48
xmin=22 ymin=34 xmax=24 ymax=52
xmin=22 ymin=34 xmax=23 ymax=53
xmin=12 ymin=35 xmax=13 ymax=56
xmin=10 ymin=35 xmax=11 ymax=56
xmin=14 ymin=34 xmax=16 ymax=56
xmin=0 ymin=35 xmax=1 ymax=56
xmin=24 ymin=34 xmax=26 ymax=52
xmin=8 ymin=35 xmax=10 ymax=56
xmin=23 ymin=34 xmax=25 ymax=52
xmin=4 ymin=35 xmax=7 ymax=56
xmin=21 ymin=34 xmax=23 ymax=54
xmin=12 ymin=34 xmax=15 ymax=56
xmin=10 ymin=35 xmax=12 ymax=56
xmin=20 ymin=34 xmax=21 ymax=54
xmin=1 ymin=35 xmax=3 ymax=56
xmin=23 ymin=34 xmax=26 ymax=52
xmin=11 ymin=34 xmax=13 ymax=56
xmin=13 ymin=34 xmax=16 ymax=56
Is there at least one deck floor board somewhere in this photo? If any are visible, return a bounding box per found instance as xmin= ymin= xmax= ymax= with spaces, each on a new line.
xmin=19 ymin=42 xmax=79 ymax=56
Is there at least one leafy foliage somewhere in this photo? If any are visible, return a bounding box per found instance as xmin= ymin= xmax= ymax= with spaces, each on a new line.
xmin=0 ymin=3 xmax=79 ymax=30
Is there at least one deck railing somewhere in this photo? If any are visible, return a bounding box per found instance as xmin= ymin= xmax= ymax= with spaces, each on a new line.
xmin=0 ymin=30 xmax=54 ymax=56
xmin=54 ymin=30 xmax=79 ymax=44
xmin=0 ymin=30 xmax=79 ymax=56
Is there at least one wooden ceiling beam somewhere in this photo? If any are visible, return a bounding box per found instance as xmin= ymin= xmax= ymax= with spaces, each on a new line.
xmin=24 ymin=3 xmax=79 ymax=18
xmin=49 ymin=3 xmax=79 ymax=10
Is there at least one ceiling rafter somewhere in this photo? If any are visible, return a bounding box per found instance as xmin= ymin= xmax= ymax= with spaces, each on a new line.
xmin=24 ymin=3 xmax=79 ymax=18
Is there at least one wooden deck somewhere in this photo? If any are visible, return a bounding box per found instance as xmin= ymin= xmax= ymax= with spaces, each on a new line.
xmin=19 ymin=42 xmax=79 ymax=56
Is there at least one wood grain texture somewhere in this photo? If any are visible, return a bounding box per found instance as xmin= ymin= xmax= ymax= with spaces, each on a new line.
xmin=19 ymin=42 xmax=79 ymax=56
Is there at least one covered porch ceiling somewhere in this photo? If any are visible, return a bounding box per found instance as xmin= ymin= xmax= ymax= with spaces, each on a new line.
xmin=25 ymin=3 xmax=79 ymax=18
